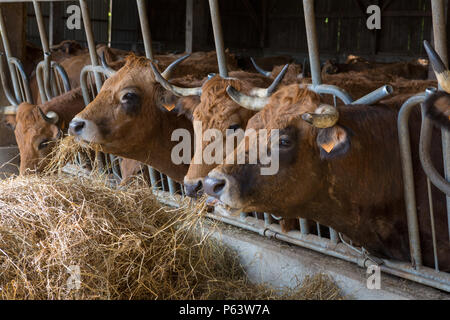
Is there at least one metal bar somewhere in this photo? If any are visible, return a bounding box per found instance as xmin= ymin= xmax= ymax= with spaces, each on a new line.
xmin=49 ymin=1 xmax=54 ymax=47
xmin=167 ymin=177 xmax=177 ymax=195
xmin=79 ymin=0 xmax=103 ymax=93
xmin=147 ymin=165 xmax=159 ymax=190
xmin=8 ymin=57 xmax=32 ymax=103
xmin=208 ymin=0 xmax=228 ymax=77
xmin=299 ymin=218 xmax=310 ymax=235
xmin=185 ymin=0 xmax=194 ymax=54
xmin=303 ymin=0 xmax=321 ymax=85
xmin=52 ymin=61 xmax=71 ymax=92
xmin=0 ymin=53 xmax=18 ymax=106
xmin=32 ymin=1 xmax=50 ymax=53
xmin=0 ymin=7 xmax=22 ymax=103
xmin=35 ymin=61 xmax=48 ymax=103
xmin=419 ymin=100 xmax=450 ymax=195
xmin=307 ymin=84 xmax=354 ymax=105
xmin=351 ymin=85 xmax=394 ymax=105
xmin=397 ymin=93 xmax=425 ymax=268
xmin=43 ymin=52 xmax=54 ymax=100
xmin=426 ymin=178 xmax=439 ymax=271
xmin=431 ymin=0 xmax=450 ymax=239
xmin=329 ymin=228 xmax=339 ymax=244
xmin=136 ymin=0 xmax=153 ymax=60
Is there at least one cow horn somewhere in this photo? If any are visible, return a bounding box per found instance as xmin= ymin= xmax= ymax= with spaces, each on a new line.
xmin=250 ymin=64 xmax=289 ymax=98
xmin=100 ymin=51 xmax=116 ymax=77
xmin=250 ymin=57 xmax=271 ymax=77
xmin=0 ymin=52 xmax=19 ymax=106
xmin=301 ymin=104 xmax=339 ymax=128
xmin=150 ymin=61 xmax=202 ymax=97
xmin=424 ymin=40 xmax=450 ymax=93
xmin=37 ymin=107 xmax=59 ymax=124
xmin=161 ymin=54 xmax=190 ymax=79
xmin=226 ymin=85 xmax=269 ymax=111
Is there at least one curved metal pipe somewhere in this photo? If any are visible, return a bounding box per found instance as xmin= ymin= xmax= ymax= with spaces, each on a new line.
xmin=351 ymin=85 xmax=394 ymax=106
xmin=80 ymin=64 xmax=115 ymax=105
xmin=35 ymin=61 xmax=48 ymax=103
xmin=0 ymin=53 xmax=18 ymax=106
xmin=43 ymin=52 xmax=54 ymax=100
xmin=419 ymin=105 xmax=450 ymax=195
xmin=397 ymin=93 xmax=426 ymax=268
xmin=99 ymin=51 xmax=117 ymax=78
xmin=307 ymin=84 xmax=354 ymax=105
xmin=52 ymin=61 xmax=71 ymax=92
xmin=8 ymin=57 xmax=33 ymax=104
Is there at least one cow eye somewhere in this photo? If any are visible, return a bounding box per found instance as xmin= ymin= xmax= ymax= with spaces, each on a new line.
xmin=38 ymin=139 xmax=50 ymax=150
xmin=228 ymin=124 xmax=241 ymax=131
xmin=120 ymin=91 xmax=141 ymax=115
xmin=121 ymin=92 xmax=137 ymax=103
xmin=279 ymin=136 xmax=292 ymax=148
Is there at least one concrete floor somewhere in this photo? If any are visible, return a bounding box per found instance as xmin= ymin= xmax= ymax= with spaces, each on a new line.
xmin=206 ymin=222 xmax=450 ymax=300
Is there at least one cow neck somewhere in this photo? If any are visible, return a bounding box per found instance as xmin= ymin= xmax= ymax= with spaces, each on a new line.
xmin=135 ymin=107 xmax=194 ymax=183
xmin=293 ymin=105 xmax=409 ymax=259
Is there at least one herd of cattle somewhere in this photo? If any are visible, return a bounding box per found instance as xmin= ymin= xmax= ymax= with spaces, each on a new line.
xmin=1 ymin=39 xmax=449 ymax=271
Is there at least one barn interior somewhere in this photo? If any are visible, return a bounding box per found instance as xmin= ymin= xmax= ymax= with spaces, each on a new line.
xmin=0 ymin=0 xmax=449 ymax=300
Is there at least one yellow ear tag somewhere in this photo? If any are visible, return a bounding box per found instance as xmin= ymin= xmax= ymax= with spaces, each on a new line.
xmin=163 ymin=104 xmax=175 ymax=111
xmin=320 ymin=141 xmax=335 ymax=153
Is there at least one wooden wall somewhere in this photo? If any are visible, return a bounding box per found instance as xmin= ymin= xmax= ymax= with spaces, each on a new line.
xmin=24 ymin=0 xmax=445 ymax=62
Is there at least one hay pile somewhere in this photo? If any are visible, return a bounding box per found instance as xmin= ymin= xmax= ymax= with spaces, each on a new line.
xmin=0 ymin=174 xmax=343 ymax=300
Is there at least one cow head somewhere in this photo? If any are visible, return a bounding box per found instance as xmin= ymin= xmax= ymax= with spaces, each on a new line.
xmin=68 ymin=54 xmax=198 ymax=182
xmin=3 ymin=103 xmax=61 ymax=174
xmin=203 ymin=84 xmax=353 ymax=215
xmin=151 ymin=64 xmax=288 ymax=198
xmin=423 ymin=40 xmax=450 ymax=130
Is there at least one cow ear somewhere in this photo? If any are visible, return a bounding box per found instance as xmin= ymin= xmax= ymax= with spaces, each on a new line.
xmin=2 ymin=114 xmax=17 ymax=130
xmin=173 ymin=96 xmax=200 ymax=121
xmin=316 ymin=125 xmax=351 ymax=159
xmin=424 ymin=91 xmax=450 ymax=130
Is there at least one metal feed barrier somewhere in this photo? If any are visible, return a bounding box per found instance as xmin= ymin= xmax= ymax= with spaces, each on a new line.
xmin=0 ymin=0 xmax=449 ymax=293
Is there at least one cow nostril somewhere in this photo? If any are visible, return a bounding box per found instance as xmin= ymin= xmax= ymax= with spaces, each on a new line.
xmin=204 ymin=176 xmax=227 ymax=198
xmin=195 ymin=180 xmax=203 ymax=192
xmin=69 ymin=120 xmax=86 ymax=135
xmin=184 ymin=179 xmax=204 ymax=198
xmin=213 ymin=182 xmax=225 ymax=194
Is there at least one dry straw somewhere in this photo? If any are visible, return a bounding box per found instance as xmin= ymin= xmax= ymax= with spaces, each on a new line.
xmin=0 ymin=137 xmax=344 ymax=300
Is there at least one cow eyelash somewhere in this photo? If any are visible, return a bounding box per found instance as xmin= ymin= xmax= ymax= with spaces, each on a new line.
xmin=38 ymin=139 xmax=50 ymax=150
xmin=228 ymin=124 xmax=241 ymax=131
xmin=279 ymin=136 xmax=292 ymax=148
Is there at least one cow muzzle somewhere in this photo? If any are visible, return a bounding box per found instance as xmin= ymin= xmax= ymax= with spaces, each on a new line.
xmin=183 ymin=177 xmax=204 ymax=198
xmin=68 ymin=117 xmax=101 ymax=143
xmin=204 ymin=169 xmax=245 ymax=210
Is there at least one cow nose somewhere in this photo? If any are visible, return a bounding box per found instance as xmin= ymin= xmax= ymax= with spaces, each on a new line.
xmin=184 ymin=179 xmax=203 ymax=198
xmin=204 ymin=176 xmax=226 ymax=199
xmin=69 ymin=119 xmax=85 ymax=136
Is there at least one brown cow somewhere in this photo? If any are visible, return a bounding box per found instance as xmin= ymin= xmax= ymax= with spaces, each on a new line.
xmin=203 ymin=82 xmax=449 ymax=270
xmin=151 ymin=63 xmax=303 ymax=233
xmin=150 ymin=65 xmax=288 ymax=197
xmin=68 ymin=55 xmax=201 ymax=183
xmin=5 ymin=88 xmax=84 ymax=174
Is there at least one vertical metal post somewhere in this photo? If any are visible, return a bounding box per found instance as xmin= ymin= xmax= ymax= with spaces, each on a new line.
xmin=185 ymin=0 xmax=194 ymax=54
xmin=398 ymin=94 xmax=426 ymax=268
xmin=299 ymin=219 xmax=310 ymax=235
xmin=431 ymin=0 xmax=450 ymax=238
xmin=303 ymin=0 xmax=322 ymax=85
xmin=208 ymin=0 xmax=228 ymax=77
xmin=79 ymin=0 xmax=103 ymax=93
xmin=0 ymin=8 xmax=22 ymax=103
xmin=49 ymin=2 xmax=54 ymax=47
xmin=136 ymin=0 xmax=153 ymax=60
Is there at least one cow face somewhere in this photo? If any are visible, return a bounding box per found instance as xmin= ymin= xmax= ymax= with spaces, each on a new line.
xmin=69 ymin=56 xmax=182 ymax=158
xmin=203 ymin=84 xmax=351 ymax=215
xmin=182 ymin=74 xmax=265 ymax=198
xmin=8 ymin=103 xmax=61 ymax=175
